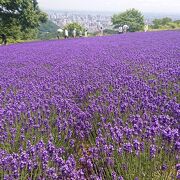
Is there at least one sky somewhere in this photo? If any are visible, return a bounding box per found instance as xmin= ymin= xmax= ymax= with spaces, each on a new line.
xmin=38 ymin=0 xmax=180 ymax=14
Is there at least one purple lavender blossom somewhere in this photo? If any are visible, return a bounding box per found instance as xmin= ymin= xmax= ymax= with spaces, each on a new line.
xmin=0 ymin=30 xmax=179 ymax=179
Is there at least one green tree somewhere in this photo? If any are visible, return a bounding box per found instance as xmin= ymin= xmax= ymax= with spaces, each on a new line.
xmin=152 ymin=19 xmax=162 ymax=29
xmin=64 ymin=22 xmax=84 ymax=37
xmin=38 ymin=20 xmax=60 ymax=40
xmin=152 ymin=17 xmax=172 ymax=29
xmin=174 ymin=20 xmax=180 ymax=24
xmin=112 ymin=9 xmax=145 ymax=32
xmin=161 ymin=17 xmax=172 ymax=25
xmin=0 ymin=0 xmax=47 ymax=40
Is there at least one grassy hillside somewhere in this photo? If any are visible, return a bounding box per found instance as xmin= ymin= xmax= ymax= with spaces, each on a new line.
xmin=38 ymin=20 xmax=60 ymax=40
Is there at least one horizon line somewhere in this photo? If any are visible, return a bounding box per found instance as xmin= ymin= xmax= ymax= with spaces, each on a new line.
xmin=42 ymin=8 xmax=180 ymax=15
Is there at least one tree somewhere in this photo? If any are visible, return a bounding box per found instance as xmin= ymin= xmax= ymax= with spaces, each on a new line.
xmin=152 ymin=17 xmax=172 ymax=29
xmin=64 ymin=22 xmax=84 ymax=37
xmin=38 ymin=20 xmax=60 ymax=40
xmin=151 ymin=17 xmax=180 ymax=30
xmin=174 ymin=20 xmax=180 ymax=24
xmin=161 ymin=17 xmax=172 ymax=25
xmin=112 ymin=9 xmax=144 ymax=32
xmin=0 ymin=0 xmax=47 ymax=40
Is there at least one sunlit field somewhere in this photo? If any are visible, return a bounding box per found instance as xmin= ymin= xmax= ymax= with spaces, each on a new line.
xmin=0 ymin=31 xmax=179 ymax=180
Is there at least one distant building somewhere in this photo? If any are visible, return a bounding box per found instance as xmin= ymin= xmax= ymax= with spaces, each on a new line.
xmin=46 ymin=10 xmax=112 ymax=33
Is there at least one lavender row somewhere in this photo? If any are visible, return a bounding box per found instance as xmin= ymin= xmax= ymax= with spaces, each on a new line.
xmin=0 ymin=31 xmax=180 ymax=179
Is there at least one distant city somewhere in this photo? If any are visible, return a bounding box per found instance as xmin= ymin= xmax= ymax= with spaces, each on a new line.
xmin=46 ymin=10 xmax=180 ymax=32
xmin=46 ymin=10 xmax=112 ymax=32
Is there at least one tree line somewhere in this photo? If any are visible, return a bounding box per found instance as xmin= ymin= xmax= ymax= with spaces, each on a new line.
xmin=112 ymin=9 xmax=180 ymax=32
xmin=151 ymin=17 xmax=180 ymax=30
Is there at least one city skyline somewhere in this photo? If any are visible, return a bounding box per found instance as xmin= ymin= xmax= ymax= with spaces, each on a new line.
xmin=38 ymin=0 xmax=180 ymax=14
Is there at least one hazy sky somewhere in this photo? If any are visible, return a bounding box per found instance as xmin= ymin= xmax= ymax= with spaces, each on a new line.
xmin=38 ymin=0 xmax=180 ymax=13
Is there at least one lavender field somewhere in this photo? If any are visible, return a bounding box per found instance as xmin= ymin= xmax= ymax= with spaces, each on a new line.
xmin=0 ymin=31 xmax=180 ymax=180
